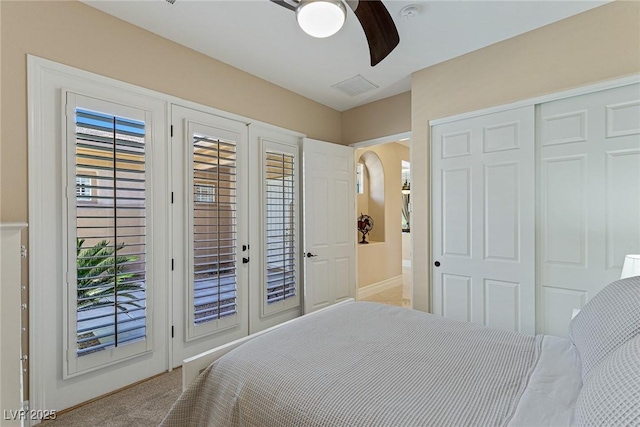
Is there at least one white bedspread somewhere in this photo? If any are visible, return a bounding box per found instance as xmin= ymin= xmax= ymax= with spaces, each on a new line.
xmin=162 ymin=302 xmax=550 ymax=427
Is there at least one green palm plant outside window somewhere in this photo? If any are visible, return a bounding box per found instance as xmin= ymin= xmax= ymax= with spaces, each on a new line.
xmin=76 ymin=239 xmax=144 ymax=311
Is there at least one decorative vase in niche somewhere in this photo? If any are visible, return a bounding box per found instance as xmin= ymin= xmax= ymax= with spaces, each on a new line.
xmin=357 ymin=214 xmax=374 ymax=244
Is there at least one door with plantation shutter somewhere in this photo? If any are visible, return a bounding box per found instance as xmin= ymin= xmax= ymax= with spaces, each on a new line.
xmin=171 ymin=106 xmax=249 ymax=366
xmin=68 ymin=100 xmax=154 ymax=374
xmin=56 ymin=91 xmax=168 ymax=410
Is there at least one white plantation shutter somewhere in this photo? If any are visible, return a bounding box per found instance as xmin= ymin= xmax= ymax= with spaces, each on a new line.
xmin=67 ymin=94 xmax=153 ymax=374
xmin=262 ymin=141 xmax=300 ymax=315
xmin=188 ymin=122 xmax=240 ymax=338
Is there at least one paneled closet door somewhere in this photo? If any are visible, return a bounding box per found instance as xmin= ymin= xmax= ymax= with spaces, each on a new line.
xmin=539 ymin=83 xmax=640 ymax=337
xmin=171 ymin=105 xmax=249 ymax=367
xmin=432 ymin=106 xmax=535 ymax=334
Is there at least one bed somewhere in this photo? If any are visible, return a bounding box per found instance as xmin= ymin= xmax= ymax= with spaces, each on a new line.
xmin=161 ymin=277 xmax=640 ymax=427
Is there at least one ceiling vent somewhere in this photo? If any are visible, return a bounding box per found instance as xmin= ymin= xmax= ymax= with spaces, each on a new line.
xmin=331 ymin=74 xmax=379 ymax=97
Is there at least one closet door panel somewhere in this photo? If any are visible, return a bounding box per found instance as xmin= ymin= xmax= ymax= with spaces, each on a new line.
xmin=484 ymin=162 xmax=519 ymax=262
xmin=605 ymin=150 xmax=640 ymax=268
xmin=541 ymin=155 xmax=587 ymax=266
xmin=538 ymin=83 xmax=640 ymax=337
xmin=432 ymin=106 xmax=535 ymax=334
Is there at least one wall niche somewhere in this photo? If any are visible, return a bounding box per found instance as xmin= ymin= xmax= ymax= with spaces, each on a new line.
xmin=357 ymin=150 xmax=385 ymax=242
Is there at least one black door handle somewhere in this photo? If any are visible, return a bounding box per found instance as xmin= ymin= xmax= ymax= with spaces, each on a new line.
xmin=306 ymin=252 xmax=318 ymax=258
xmin=434 ymin=261 xmax=441 ymax=267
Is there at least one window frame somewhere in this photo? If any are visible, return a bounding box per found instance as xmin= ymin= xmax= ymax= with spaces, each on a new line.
xmin=356 ymin=162 xmax=365 ymax=194
xmin=194 ymin=183 xmax=216 ymax=204
xmin=75 ymin=175 xmax=93 ymax=201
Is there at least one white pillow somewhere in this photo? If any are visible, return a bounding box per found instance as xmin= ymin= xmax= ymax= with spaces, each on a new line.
xmin=569 ymin=276 xmax=640 ymax=380
xmin=574 ymin=335 xmax=640 ymax=426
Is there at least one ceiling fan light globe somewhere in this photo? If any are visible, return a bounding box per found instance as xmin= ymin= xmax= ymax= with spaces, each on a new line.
xmin=296 ymin=0 xmax=346 ymax=38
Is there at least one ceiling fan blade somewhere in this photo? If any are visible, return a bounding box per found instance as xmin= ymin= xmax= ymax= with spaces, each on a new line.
xmin=352 ymin=0 xmax=400 ymax=66
xmin=269 ymin=0 xmax=297 ymax=12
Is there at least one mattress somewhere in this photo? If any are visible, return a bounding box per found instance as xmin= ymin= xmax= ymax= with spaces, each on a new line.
xmin=163 ymin=301 xmax=585 ymax=426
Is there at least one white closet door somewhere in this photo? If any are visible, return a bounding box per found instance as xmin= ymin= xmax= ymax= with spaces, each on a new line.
xmin=539 ymin=83 xmax=640 ymax=337
xmin=303 ymin=138 xmax=356 ymax=313
xmin=432 ymin=106 xmax=535 ymax=334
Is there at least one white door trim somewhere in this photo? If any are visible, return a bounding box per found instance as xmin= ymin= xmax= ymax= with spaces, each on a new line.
xmin=348 ymin=131 xmax=411 ymax=148
xmin=429 ymin=75 xmax=640 ymax=127
xmin=349 ymin=131 xmax=413 ymax=308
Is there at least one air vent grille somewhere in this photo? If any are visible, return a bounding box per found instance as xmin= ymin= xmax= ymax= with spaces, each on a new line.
xmin=332 ymin=74 xmax=379 ymax=97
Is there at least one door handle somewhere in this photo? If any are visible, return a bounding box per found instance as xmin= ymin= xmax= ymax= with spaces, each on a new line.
xmin=305 ymin=252 xmax=318 ymax=258
xmin=434 ymin=261 xmax=441 ymax=267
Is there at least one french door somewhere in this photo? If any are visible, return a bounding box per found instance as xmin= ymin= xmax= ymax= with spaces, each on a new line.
xmin=170 ymin=106 xmax=250 ymax=366
xmin=171 ymin=116 xmax=359 ymax=361
xmin=32 ymin=86 xmax=170 ymax=413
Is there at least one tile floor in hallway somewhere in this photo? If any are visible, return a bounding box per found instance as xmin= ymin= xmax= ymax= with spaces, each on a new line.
xmin=359 ymin=284 xmax=411 ymax=308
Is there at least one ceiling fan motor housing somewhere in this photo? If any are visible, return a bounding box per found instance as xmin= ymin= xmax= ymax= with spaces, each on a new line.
xmin=296 ymin=0 xmax=347 ymax=39
xmin=270 ymin=0 xmax=400 ymax=66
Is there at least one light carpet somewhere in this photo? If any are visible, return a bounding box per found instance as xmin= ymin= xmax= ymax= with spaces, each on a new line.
xmin=40 ymin=368 xmax=181 ymax=426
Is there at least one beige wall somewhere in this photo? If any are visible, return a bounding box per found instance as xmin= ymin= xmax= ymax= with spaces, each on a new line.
xmin=356 ymin=143 xmax=409 ymax=288
xmin=402 ymin=232 xmax=410 ymax=262
xmin=342 ymin=91 xmax=411 ymax=145
xmin=410 ymin=1 xmax=640 ymax=312
xmin=0 ymin=0 xmax=342 ymax=224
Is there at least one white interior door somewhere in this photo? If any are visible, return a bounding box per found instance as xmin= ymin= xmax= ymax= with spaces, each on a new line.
xmin=303 ymin=138 xmax=356 ymax=313
xmin=538 ymin=83 xmax=640 ymax=337
xmin=171 ymin=105 xmax=249 ymax=366
xmin=432 ymin=106 xmax=536 ymax=334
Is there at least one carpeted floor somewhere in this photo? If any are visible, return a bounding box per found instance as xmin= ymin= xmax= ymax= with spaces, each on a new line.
xmin=39 ymin=368 xmax=182 ymax=427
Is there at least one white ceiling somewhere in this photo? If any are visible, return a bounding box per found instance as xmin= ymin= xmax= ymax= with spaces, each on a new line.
xmin=84 ymin=0 xmax=607 ymax=112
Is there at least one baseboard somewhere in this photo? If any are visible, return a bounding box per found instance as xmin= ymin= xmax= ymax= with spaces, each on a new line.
xmin=357 ymin=275 xmax=404 ymax=299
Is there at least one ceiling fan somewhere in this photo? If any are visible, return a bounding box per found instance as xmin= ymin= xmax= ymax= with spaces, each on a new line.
xmin=269 ymin=0 xmax=400 ymax=66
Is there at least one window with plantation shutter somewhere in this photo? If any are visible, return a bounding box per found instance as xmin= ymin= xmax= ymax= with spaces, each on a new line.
xmin=263 ymin=141 xmax=299 ymax=315
xmin=71 ymin=101 xmax=150 ymax=370
xmin=172 ymin=106 xmax=247 ymax=360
